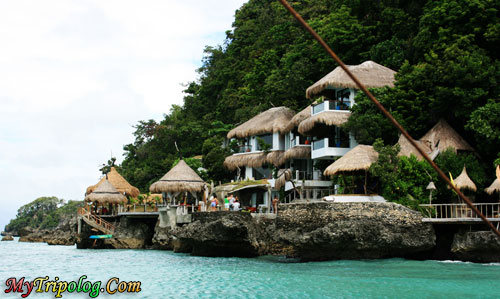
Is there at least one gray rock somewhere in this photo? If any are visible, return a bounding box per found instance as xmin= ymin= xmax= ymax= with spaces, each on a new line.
xmin=166 ymin=202 xmax=435 ymax=261
xmin=175 ymin=212 xmax=258 ymax=257
xmin=261 ymin=202 xmax=435 ymax=261
xmin=451 ymin=231 xmax=500 ymax=263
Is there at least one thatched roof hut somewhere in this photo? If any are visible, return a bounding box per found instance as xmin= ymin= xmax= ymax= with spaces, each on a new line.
xmin=453 ymin=166 xmax=477 ymax=192
xmin=85 ymin=179 xmax=127 ymax=204
xmin=283 ymin=106 xmax=311 ymax=133
xmin=298 ymin=111 xmax=351 ymax=135
xmin=227 ymin=107 xmax=295 ymax=139
xmin=223 ymin=151 xmax=285 ymax=171
xmin=397 ymin=135 xmax=432 ymax=160
xmin=150 ymin=160 xmax=205 ymax=193
xmin=306 ymin=61 xmax=396 ymax=99
xmin=485 ymin=179 xmax=500 ymax=195
xmin=86 ymin=167 xmax=140 ymax=198
xmin=283 ymin=146 xmax=311 ymax=161
xmin=420 ymin=119 xmax=474 ymax=153
xmin=323 ymin=145 xmax=378 ymax=176
xmin=275 ymin=169 xmax=292 ymax=190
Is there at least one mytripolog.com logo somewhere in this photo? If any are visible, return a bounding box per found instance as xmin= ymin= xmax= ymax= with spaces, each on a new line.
xmin=4 ymin=276 xmax=141 ymax=298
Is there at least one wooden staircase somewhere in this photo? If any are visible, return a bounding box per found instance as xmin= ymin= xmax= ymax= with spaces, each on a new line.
xmin=77 ymin=208 xmax=116 ymax=235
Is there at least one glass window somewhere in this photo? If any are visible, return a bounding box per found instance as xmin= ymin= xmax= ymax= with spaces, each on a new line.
xmin=257 ymin=134 xmax=273 ymax=150
xmin=312 ymin=101 xmax=325 ymax=114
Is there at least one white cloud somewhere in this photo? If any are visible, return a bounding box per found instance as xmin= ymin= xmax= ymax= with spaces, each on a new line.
xmin=0 ymin=0 xmax=248 ymax=230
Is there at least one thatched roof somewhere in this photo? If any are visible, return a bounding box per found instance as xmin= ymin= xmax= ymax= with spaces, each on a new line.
xmin=485 ymin=179 xmax=500 ymax=195
xmin=275 ymin=169 xmax=292 ymax=190
xmin=420 ymin=119 xmax=474 ymax=153
xmin=223 ymin=151 xmax=285 ymax=171
xmin=227 ymin=107 xmax=295 ymax=139
xmin=298 ymin=111 xmax=351 ymax=135
xmin=283 ymin=146 xmax=311 ymax=161
xmin=397 ymin=135 xmax=432 ymax=160
xmin=149 ymin=160 xmax=205 ymax=193
xmin=283 ymin=106 xmax=311 ymax=133
xmin=85 ymin=179 xmax=127 ymax=204
xmin=306 ymin=61 xmax=396 ymax=99
xmin=324 ymin=145 xmax=379 ymax=176
xmin=453 ymin=166 xmax=477 ymax=192
xmin=86 ymin=167 xmax=140 ymax=198
xmin=266 ymin=150 xmax=286 ymax=167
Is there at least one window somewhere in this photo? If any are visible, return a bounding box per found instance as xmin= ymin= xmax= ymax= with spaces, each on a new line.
xmin=257 ymin=134 xmax=273 ymax=150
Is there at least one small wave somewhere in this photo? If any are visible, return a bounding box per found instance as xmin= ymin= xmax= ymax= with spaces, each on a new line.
xmin=437 ymin=260 xmax=473 ymax=264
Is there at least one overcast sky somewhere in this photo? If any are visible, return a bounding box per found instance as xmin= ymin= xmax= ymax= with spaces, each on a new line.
xmin=0 ymin=0 xmax=248 ymax=231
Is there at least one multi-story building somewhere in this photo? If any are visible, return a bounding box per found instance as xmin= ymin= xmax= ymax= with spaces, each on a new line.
xmin=223 ymin=61 xmax=397 ymax=205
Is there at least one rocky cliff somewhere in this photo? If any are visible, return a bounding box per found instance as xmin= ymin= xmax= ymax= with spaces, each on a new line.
xmin=451 ymin=231 xmax=500 ymax=263
xmin=18 ymin=215 xmax=77 ymax=245
xmin=152 ymin=202 xmax=436 ymax=261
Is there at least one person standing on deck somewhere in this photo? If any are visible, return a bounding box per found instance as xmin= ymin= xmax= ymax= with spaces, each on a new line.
xmin=224 ymin=195 xmax=230 ymax=210
xmin=272 ymin=196 xmax=279 ymax=214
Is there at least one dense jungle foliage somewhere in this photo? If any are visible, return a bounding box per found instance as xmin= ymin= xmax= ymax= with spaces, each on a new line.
xmin=117 ymin=0 xmax=500 ymax=206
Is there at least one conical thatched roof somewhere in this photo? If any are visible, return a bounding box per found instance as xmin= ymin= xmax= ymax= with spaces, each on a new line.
xmin=298 ymin=111 xmax=351 ymax=135
xmin=420 ymin=119 xmax=474 ymax=153
xmin=275 ymin=169 xmax=292 ymax=190
xmin=227 ymin=107 xmax=295 ymax=139
xmin=85 ymin=179 xmax=127 ymax=204
xmin=453 ymin=166 xmax=477 ymax=192
xmin=283 ymin=146 xmax=311 ymax=161
xmin=324 ymin=145 xmax=378 ymax=176
xmin=283 ymin=106 xmax=311 ymax=133
xmin=306 ymin=61 xmax=396 ymax=99
xmin=223 ymin=151 xmax=285 ymax=171
xmin=150 ymin=160 xmax=205 ymax=193
xmin=397 ymin=135 xmax=432 ymax=160
xmin=86 ymin=167 xmax=140 ymax=198
xmin=485 ymin=178 xmax=500 ymax=195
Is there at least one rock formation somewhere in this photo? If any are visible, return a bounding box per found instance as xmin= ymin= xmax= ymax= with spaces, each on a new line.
xmin=451 ymin=231 xmax=500 ymax=263
xmin=153 ymin=202 xmax=436 ymax=261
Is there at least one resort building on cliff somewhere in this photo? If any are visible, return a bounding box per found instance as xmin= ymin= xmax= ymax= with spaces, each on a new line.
xmin=222 ymin=60 xmax=397 ymax=204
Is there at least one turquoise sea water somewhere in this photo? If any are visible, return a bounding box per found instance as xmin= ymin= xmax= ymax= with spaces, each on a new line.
xmin=1 ymin=239 xmax=499 ymax=299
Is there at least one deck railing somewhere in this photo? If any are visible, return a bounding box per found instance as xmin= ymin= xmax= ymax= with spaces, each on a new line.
xmin=283 ymin=188 xmax=335 ymax=203
xmin=419 ymin=203 xmax=500 ymax=219
xmin=78 ymin=207 xmax=116 ymax=233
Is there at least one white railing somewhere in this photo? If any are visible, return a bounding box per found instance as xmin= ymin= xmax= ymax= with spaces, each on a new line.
xmin=283 ymin=188 xmax=335 ymax=203
xmin=419 ymin=203 xmax=500 ymax=219
xmin=293 ymin=170 xmax=327 ymax=181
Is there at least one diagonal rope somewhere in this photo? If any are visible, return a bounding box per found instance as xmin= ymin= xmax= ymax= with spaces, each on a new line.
xmin=277 ymin=0 xmax=500 ymax=238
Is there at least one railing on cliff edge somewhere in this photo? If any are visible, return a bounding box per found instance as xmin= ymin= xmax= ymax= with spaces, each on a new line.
xmin=419 ymin=203 xmax=500 ymax=222
xmin=277 ymin=0 xmax=500 ymax=239
xmin=77 ymin=207 xmax=116 ymax=234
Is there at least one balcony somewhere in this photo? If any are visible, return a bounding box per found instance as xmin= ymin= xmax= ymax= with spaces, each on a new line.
xmin=293 ymin=170 xmax=328 ymax=181
xmin=312 ymin=137 xmax=351 ymax=159
xmin=312 ymin=99 xmax=350 ymax=115
xmin=237 ymin=145 xmax=253 ymax=153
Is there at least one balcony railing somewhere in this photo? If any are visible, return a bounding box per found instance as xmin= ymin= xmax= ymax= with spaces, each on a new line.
xmin=312 ymin=100 xmax=350 ymax=115
xmin=293 ymin=170 xmax=327 ymax=181
xmin=312 ymin=139 xmax=325 ymax=150
xmin=283 ymin=188 xmax=335 ymax=203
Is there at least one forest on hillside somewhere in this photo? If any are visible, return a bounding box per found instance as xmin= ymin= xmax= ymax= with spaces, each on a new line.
xmin=115 ymin=0 xmax=500 ymax=205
